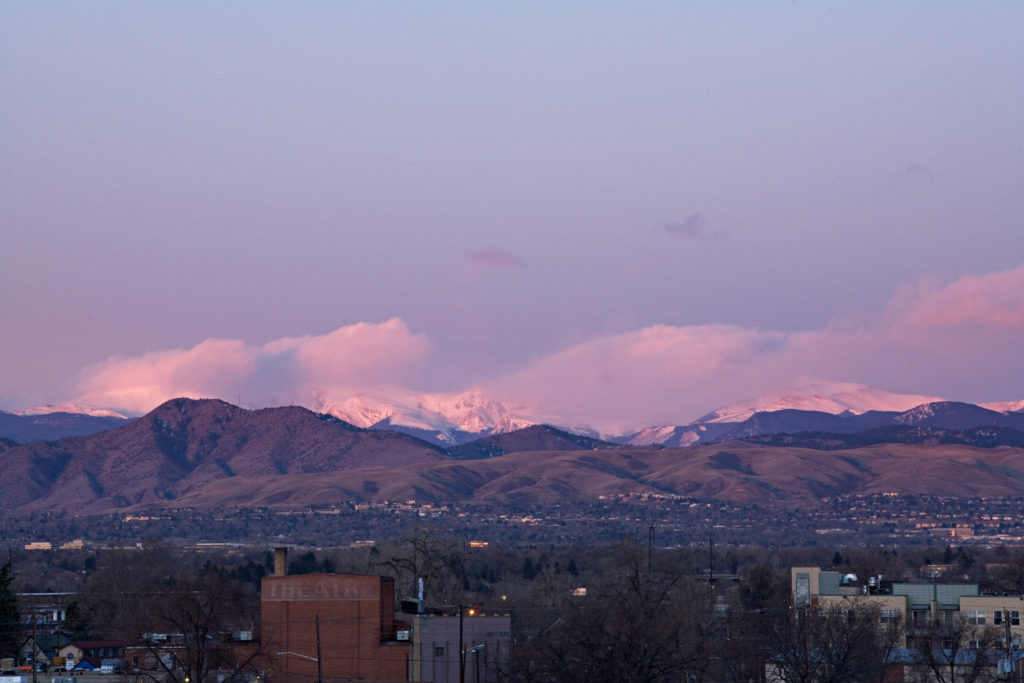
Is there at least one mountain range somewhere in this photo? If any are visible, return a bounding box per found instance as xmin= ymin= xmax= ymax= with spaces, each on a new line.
xmin=4 ymin=394 xmax=1024 ymax=514
xmin=8 ymin=382 xmax=1021 ymax=448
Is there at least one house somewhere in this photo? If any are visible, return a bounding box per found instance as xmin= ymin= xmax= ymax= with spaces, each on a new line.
xmin=58 ymin=640 xmax=126 ymax=672
xmin=122 ymin=631 xmax=260 ymax=681
xmin=18 ymin=633 xmax=70 ymax=670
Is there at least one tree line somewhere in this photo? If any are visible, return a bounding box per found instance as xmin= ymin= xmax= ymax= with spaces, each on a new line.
xmin=7 ymin=533 xmax=1024 ymax=681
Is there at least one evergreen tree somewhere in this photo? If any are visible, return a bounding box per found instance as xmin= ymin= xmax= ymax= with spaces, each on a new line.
xmin=0 ymin=562 xmax=20 ymax=658
xmin=522 ymin=557 xmax=536 ymax=580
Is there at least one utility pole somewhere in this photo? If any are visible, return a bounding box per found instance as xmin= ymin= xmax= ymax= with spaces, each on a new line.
xmin=315 ymin=614 xmax=323 ymax=683
xmin=648 ymin=524 xmax=654 ymax=573
xmin=459 ymin=605 xmax=465 ymax=683
xmin=708 ymin=532 xmax=714 ymax=586
xmin=31 ymin=613 xmax=37 ymax=683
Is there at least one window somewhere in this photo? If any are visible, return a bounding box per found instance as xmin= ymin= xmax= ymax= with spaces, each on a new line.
xmin=995 ymin=610 xmax=1003 ymax=625
xmin=880 ymin=608 xmax=899 ymax=623
xmin=795 ymin=574 xmax=811 ymax=608
xmin=434 ymin=646 xmax=445 ymax=658
xmin=1012 ymin=611 xmax=1021 ymax=626
xmin=968 ymin=609 xmax=986 ymax=625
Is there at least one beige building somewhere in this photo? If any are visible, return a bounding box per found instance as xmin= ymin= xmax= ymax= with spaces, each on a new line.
xmin=792 ymin=566 xmax=1024 ymax=650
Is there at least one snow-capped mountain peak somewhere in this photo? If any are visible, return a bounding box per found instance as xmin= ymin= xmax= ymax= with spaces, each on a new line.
xmin=981 ymin=400 xmax=1024 ymax=414
xmin=312 ymin=390 xmax=537 ymax=444
xmin=694 ymin=382 xmax=945 ymax=424
xmin=17 ymin=403 xmax=131 ymax=419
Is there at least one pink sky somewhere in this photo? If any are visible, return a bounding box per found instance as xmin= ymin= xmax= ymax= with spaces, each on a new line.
xmin=69 ymin=264 xmax=1024 ymax=431
xmin=2 ymin=3 xmax=1023 ymax=426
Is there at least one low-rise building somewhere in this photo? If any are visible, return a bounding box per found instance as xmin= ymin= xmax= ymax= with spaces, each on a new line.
xmin=261 ymin=566 xmax=410 ymax=682
xmin=408 ymin=610 xmax=511 ymax=683
xmin=792 ymin=566 xmax=1024 ymax=677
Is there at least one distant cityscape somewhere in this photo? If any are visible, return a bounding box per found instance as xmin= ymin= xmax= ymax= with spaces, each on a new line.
xmin=7 ymin=493 xmax=1024 ymax=552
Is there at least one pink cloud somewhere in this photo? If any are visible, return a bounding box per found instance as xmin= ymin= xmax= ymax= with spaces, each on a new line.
xmin=884 ymin=263 xmax=1024 ymax=333
xmin=74 ymin=339 xmax=257 ymax=414
xmin=485 ymin=324 xmax=795 ymax=431
xmin=265 ymin=318 xmax=431 ymax=385
xmin=485 ymin=264 xmax=1024 ymax=430
xmin=69 ymin=263 xmax=1024 ymax=429
xmin=74 ymin=320 xmax=433 ymax=414
xmin=463 ymin=246 xmax=525 ymax=269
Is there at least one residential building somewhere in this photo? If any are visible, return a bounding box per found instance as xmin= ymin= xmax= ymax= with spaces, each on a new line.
xmin=18 ymin=633 xmax=70 ymax=671
xmin=793 ymin=566 xmax=1024 ymax=648
xmin=57 ymin=640 xmax=126 ymax=672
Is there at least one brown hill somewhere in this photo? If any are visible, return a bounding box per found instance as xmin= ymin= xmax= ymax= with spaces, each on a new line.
xmin=0 ymin=398 xmax=446 ymax=513
xmin=146 ymin=441 xmax=1024 ymax=510
xmin=5 ymin=398 xmax=1024 ymax=514
xmin=446 ymin=424 xmax=613 ymax=460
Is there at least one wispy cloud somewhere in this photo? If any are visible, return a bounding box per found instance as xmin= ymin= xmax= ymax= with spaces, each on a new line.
xmin=661 ymin=213 xmax=725 ymax=241
xmin=463 ymin=246 xmax=525 ymax=269
xmin=901 ymin=164 xmax=933 ymax=181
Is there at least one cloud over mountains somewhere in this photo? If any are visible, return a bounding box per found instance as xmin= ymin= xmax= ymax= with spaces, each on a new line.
xmin=72 ymin=264 xmax=1024 ymax=431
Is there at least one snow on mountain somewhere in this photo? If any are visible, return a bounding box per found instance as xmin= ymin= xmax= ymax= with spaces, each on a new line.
xmin=17 ymin=403 xmax=131 ymax=419
xmin=17 ymin=382 xmax=1018 ymax=447
xmin=981 ymin=400 xmax=1024 ymax=414
xmin=694 ymin=382 xmax=945 ymax=424
xmin=313 ymin=390 xmax=538 ymax=444
xmin=626 ymin=425 xmax=703 ymax=447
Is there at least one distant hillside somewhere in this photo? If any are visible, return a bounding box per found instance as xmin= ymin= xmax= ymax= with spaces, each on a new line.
xmin=0 ymin=398 xmax=445 ymax=513
xmin=626 ymin=401 xmax=1024 ymax=447
xmin=170 ymin=441 xmax=1024 ymax=508
xmin=5 ymin=397 xmax=1024 ymax=515
xmin=0 ymin=410 xmax=132 ymax=444
xmin=744 ymin=425 xmax=1024 ymax=450
xmin=447 ymin=424 xmax=613 ymax=460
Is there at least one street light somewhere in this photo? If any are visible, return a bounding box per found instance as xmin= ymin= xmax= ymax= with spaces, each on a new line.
xmin=276 ymin=651 xmax=321 ymax=683
xmin=276 ymin=652 xmax=318 ymax=662
xmin=459 ymin=606 xmax=481 ymax=683
xmin=465 ymin=644 xmax=485 ymax=683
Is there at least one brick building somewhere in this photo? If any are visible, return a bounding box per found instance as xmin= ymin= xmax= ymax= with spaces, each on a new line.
xmin=262 ymin=572 xmax=410 ymax=682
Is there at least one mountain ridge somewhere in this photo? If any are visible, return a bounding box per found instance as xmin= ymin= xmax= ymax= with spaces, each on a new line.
xmin=6 ymin=384 xmax=1023 ymax=449
xmin=4 ymin=397 xmax=1024 ymax=514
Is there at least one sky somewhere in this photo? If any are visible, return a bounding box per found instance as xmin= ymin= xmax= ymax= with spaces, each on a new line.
xmin=2 ymin=2 xmax=1023 ymax=430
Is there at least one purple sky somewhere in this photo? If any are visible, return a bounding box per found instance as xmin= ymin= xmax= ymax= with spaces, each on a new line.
xmin=3 ymin=3 xmax=1024 ymax=427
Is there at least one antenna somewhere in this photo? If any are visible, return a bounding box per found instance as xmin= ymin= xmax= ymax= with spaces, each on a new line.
xmin=648 ymin=524 xmax=654 ymax=572
xmin=708 ymin=531 xmax=714 ymax=586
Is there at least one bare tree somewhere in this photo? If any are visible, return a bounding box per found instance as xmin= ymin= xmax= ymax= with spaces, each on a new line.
xmin=766 ymin=602 xmax=903 ymax=683
xmin=512 ymin=540 xmax=717 ymax=683
xmin=77 ymin=543 xmax=176 ymax=640
xmin=78 ymin=548 xmax=262 ymax=682
xmin=135 ymin=567 xmax=262 ymax=683
xmin=379 ymin=527 xmax=466 ymax=607
xmin=910 ymin=614 xmax=1000 ymax=683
